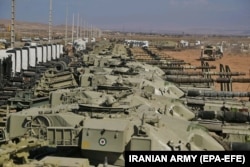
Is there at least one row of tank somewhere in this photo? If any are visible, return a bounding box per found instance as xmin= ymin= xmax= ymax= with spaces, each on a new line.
xmin=130 ymin=43 xmax=250 ymax=115
xmin=0 ymin=39 xmax=250 ymax=166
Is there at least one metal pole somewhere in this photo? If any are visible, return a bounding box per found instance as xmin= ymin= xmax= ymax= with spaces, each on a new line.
xmin=65 ymin=2 xmax=68 ymax=45
xmin=72 ymin=13 xmax=74 ymax=43
xmin=80 ymin=17 xmax=82 ymax=38
xmin=83 ymin=20 xmax=85 ymax=38
xmin=49 ymin=0 xmax=52 ymax=43
xmin=86 ymin=23 xmax=89 ymax=39
xmin=76 ymin=13 xmax=79 ymax=39
xmin=91 ymin=24 xmax=93 ymax=39
xmin=11 ymin=0 xmax=15 ymax=48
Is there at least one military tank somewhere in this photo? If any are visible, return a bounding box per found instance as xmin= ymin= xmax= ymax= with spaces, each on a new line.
xmin=1 ymin=40 xmax=250 ymax=166
xmin=0 ymin=91 xmax=225 ymax=166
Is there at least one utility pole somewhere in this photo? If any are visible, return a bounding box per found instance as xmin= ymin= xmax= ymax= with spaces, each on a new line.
xmin=83 ymin=20 xmax=86 ymax=38
xmin=76 ymin=13 xmax=79 ymax=39
xmin=11 ymin=0 xmax=15 ymax=48
xmin=49 ymin=0 xmax=52 ymax=43
xmin=90 ymin=24 xmax=93 ymax=39
xmin=72 ymin=13 xmax=74 ymax=43
xmin=65 ymin=2 xmax=68 ymax=45
xmin=80 ymin=17 xmax=82 ymax=38
xmin=86 ymin=23 xmax=88 ymax=39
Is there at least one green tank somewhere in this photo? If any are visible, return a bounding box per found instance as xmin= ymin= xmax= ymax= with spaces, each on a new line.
xmin=1 ymin=40 xmax=249 ymax=167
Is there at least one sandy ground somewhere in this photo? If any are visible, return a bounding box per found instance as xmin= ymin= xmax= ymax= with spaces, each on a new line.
xmin=162 ymin=49 xmax=250 ymax=92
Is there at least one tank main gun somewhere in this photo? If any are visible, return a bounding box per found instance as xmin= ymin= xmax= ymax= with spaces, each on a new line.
xmin=132 ymin=59 xmax=185 ymax=65
xmin=165 ymin=77 xmax=250 ymax=84
xmin=161 ymin=65 xmax=216 ymax=71
xmin=165 ymin=77 xmax=213 ymax=83
xmin=216 ymin=78 xmax=250 ymax=83
xmin=165 ymin=71 xmax=246 ymax=76
xmin=187 ymin=90 xmax=250 ymax=98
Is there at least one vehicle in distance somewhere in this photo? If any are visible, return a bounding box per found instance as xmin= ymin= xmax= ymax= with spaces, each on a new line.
xmin=20 ymin=37 xmax=32 ymax=42
xmin=42 ymin=37 xmax=49 ymax=41
xmin=24 ymin=42 xmax=37 ymax=47
xmin=33 ymin=37 xmax=40 ymax=41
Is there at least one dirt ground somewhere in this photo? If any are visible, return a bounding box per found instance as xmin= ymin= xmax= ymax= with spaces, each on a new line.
xmin=162 ymin=49 xmax=250 ymax=92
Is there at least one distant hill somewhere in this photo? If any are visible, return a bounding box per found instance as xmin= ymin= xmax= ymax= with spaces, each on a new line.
xmin=1 ymin=19 xmax=249 ymax=36
xmin=0 ymin=19 xmax=66 ymax=31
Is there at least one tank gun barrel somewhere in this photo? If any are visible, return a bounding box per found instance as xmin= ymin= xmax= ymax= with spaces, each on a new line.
xmin=187 ymin=89 xmax=250 ymax=97
xmin=165 ymin=77 xmax=213 ymax=83
xmin=22 ymin=71 xmax=37 ymax=77
xmin=158 ymin=57 xmax=185 ymax=62
xmin=157 ymin=62 xmax=189 ymax=67
xmin=26 ymin=66 xmax=48 ymax=74
xmin=135 ymin=59 xmax=186 ymax=65
xmin=162 ymin=65 xmax=216 ymax=70
xmin=165 ymin=71 xmax=245 ymax=76
xmin=165 ymin=77 xmax=250 ymax=83
xmin=215 ymin=78 xmax=250 ymax=83
xmin=210 ymin=72 xmax=246 ymax=76
xmin=197 ymin=110 xmax=250 ymax=124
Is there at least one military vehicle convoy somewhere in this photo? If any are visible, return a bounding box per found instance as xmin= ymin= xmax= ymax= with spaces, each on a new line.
xmin=0 ymin=39 xmax=250 ymax=166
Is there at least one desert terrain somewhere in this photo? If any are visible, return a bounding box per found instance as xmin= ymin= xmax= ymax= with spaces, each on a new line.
xmin=162 ymin=48 xmax=250 ymax=92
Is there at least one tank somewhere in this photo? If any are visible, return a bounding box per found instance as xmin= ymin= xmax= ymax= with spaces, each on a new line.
xmin=0 ymin=100 xmax=225 ymax=166
xmin=1 ymin=40 xmax=250 ymax=166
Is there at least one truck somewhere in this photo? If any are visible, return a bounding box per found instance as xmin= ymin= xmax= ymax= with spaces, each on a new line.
xmin=200 ymin=45 xmax=223 ymax=61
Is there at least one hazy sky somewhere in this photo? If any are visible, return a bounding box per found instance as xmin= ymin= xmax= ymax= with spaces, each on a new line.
xmin=0 ymin=0 xmax=249 ymax=34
